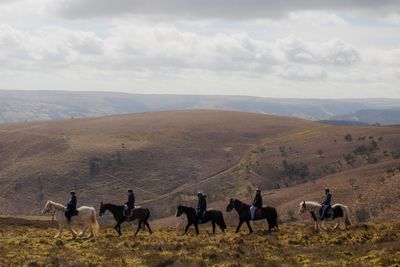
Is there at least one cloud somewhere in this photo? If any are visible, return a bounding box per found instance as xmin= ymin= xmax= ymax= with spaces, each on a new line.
xmin=53 ymin=0 xmax=400 ymax=20
xmin=278 ymin=37 xmax=361 ymax=66
xmin=0 ymin=22 xmax=363 ymax=76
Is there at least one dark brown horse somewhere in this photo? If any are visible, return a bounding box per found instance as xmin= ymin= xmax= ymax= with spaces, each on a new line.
xmin=176 ymin=204 xmax=226 ymax=235
xmin=99 ymin=202 xmax=152 ymax=236
xmin=226 ymin=198 xmax=278 ymax=233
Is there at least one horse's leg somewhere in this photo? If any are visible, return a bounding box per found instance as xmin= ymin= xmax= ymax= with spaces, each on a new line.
xmin=245 ymin=220 xmax=253 ymax=234
xmin=321 ymin=220 xmax=327 ymax=230
xmin=114 ymin=222 xmax=122 ymax=236
xmin=66 ymin=223 xmax=77 ymax=239
xmin=212 ymin=221 xmax=216 ymax=234
xmin=184 ymin=223 xmax=192 ymax=235
xmin=333 ymin=218 xmax=340 ymax=229
xmin=134 ymin=220 xmax=141 ymax=236
xmin=55 ymin=223 xmax=63 ymax=238
xmin=236 ymin=220 xmax=244 ymax=233
xmin=194 ymin=224 xmax=199 ymax=235
xmin=79 ymin=226 xmax=89 ymax=237
xmin=145 ymin=222 xmax=152 ymax=235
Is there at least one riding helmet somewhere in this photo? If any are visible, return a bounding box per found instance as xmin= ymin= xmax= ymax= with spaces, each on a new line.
xmin=128 ymin=189 xmax=133 ymax=193
xmin=325 ymin=187 xmax=330 ymax=192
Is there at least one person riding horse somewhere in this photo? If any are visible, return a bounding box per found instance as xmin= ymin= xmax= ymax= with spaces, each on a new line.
xmin=196 ymin=191 xmax=207 ymax=223
xmin=124 ymin=189 xmax=135 ymax=218
xmin=320 ymin=187 xmax=332 ymax=220
xmin=65 ymin=191 xmax=78 ymax=223
xmin=250 ymin=188 xmax=262 ymax=220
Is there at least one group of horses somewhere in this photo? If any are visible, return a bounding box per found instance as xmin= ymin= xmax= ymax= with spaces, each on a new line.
xmin=42 ymin=198 xmax=351 ymax=239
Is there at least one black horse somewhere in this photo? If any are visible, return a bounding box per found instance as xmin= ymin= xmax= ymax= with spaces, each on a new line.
xmin=226 ymin=198 xmax=278 ymax=233
xmin=176 ymin=204 xmax=226 ymax=235
xmin=99 ymin=202 xmax=152 ymax=236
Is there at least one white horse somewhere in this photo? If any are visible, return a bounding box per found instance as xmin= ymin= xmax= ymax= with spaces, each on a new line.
xmin=298 ymin=201 xmax=352 ymax=230
xmin=42 ymin=200 xmax=99 ymax=239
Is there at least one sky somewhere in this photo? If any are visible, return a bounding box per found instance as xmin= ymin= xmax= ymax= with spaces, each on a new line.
xmin=0 ymin=0 xmax=399 ymax=98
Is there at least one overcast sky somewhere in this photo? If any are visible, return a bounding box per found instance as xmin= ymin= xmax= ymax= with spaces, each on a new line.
xmin=0 ymin=0 xmax=399 ymax=98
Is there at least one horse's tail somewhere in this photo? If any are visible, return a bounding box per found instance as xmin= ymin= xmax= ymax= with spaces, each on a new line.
xmin=91 ymin=208 xmax=100 ymax=235
xmin=219 ymin=211 xmax=227 ymax=229
xmin=273 ymin=208 xmax=279 ymax=228
xmin=145 ymin=208 xmax=151 ymax=221
xmin=342 ymin=205 xmax=352 ymax=225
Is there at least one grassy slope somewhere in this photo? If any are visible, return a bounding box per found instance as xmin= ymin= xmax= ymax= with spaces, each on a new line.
xmin=0 ymin=217 xmax=400 ymax=266
xmin=1 ymin=110 xmax=400 ymax=223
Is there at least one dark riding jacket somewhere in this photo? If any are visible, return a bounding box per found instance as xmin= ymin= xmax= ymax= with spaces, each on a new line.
xmin=196 ymin=196 xmax=207 ymax=215
xmin=322 ymin=193 xmax=332 ymax=206
xmin=252 ymin=194 xmax=262 ymax=208
xmin=125 ymin=194 xmax=135 ymax=209
xmin=67 ymin=196 xmax=77 ymax=211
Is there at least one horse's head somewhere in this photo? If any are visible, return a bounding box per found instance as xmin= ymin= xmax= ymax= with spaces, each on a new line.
xmin=226 ymin=198 xmax=235 ymax=212
xmin=99 ymin=202 xmax=106 ymax=216
xmin=176 ymin=205 xmax=184 ymax=217
xmin=298 ymin=201 xmax=307 ymax=214
xmin=42 ymin=200 xmax=53 ymax=214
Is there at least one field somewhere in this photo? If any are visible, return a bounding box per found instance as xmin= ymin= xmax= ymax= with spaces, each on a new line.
xmin=1 ymin=217 xmax=400 ymax=266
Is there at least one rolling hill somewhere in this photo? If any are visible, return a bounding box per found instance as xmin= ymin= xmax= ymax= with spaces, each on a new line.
xmin=331 ymin=108 xmax=400 ymax=125
xmin=0 ymin=110 xmax=399 ymax=224
xmin=1 ymin=90 xmax=400 ymax=124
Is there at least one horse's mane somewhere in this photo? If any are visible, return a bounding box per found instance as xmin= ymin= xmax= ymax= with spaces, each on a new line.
xmin=48 ymin=200 xmax=66 ymax=210
xmin=179 ymin=204 xmax=195 ymax=210
xmin=302 ymin=201 xmax=321 ymax=207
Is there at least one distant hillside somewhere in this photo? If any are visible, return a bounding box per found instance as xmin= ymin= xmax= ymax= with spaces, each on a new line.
xmin=318 ymin=120 xmax=369 ymax=126
xmin=1 ymin=110 xmax=400 ymax=224
xmin=331 ymin=108 xmax=400 ymax=125
xmin=1 ymin=90 xmax=400 ymax=124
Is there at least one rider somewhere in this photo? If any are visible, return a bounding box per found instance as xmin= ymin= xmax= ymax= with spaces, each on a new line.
xmin=250 ymin=188 xmax=262 ymax=220
xmin=320 ymin=187 xmax=332 ymax=220
xmin=124 ymin=189 xmax=135 ymax=218
xmin=196 ymin=191 xmax=207 ymax=223
xmin=65 ymin=191 xmax=77 ymax=224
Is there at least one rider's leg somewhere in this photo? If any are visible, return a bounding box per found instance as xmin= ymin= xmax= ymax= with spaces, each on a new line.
xmin=320 ymin=205 xmax=327 ymax=220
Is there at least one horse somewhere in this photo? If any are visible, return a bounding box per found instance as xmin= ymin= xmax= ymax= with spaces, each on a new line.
xmin=42 ymin=200 xmax=99 ymax=239
xmin=99 ymin=202 xmax=152 ymax=236
xmin=298 ymin=201 xmax=352 ymax=230
xmin=176 ymin=204 xmax=226 ymax=235
xmin=226 ymin=198 xmax=278 ymax=234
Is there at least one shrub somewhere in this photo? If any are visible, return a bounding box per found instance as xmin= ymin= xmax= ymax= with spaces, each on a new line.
xmin=353 ymin=141 xmax=379 ymax=156
xmin=391 ymin=151 xmax=400 ymax=159
xmin=344 ymin=134 xmax=353 ymax=142
xmin=282 ymin=160 xmax=309 ymax=179
xmin=343 ymin=153 xmax=356 ymax=166
xmin=367 ymin=156 xmax=379 ymax=164
xmin=287 ymin=210 xmax=297 ymax=222
xmin=356 ymin=208 xmax=370 ymax=222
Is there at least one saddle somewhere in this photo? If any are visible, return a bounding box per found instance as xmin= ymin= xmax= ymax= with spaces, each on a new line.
xmin=124 ymin=206 xmax=135 ymax=218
